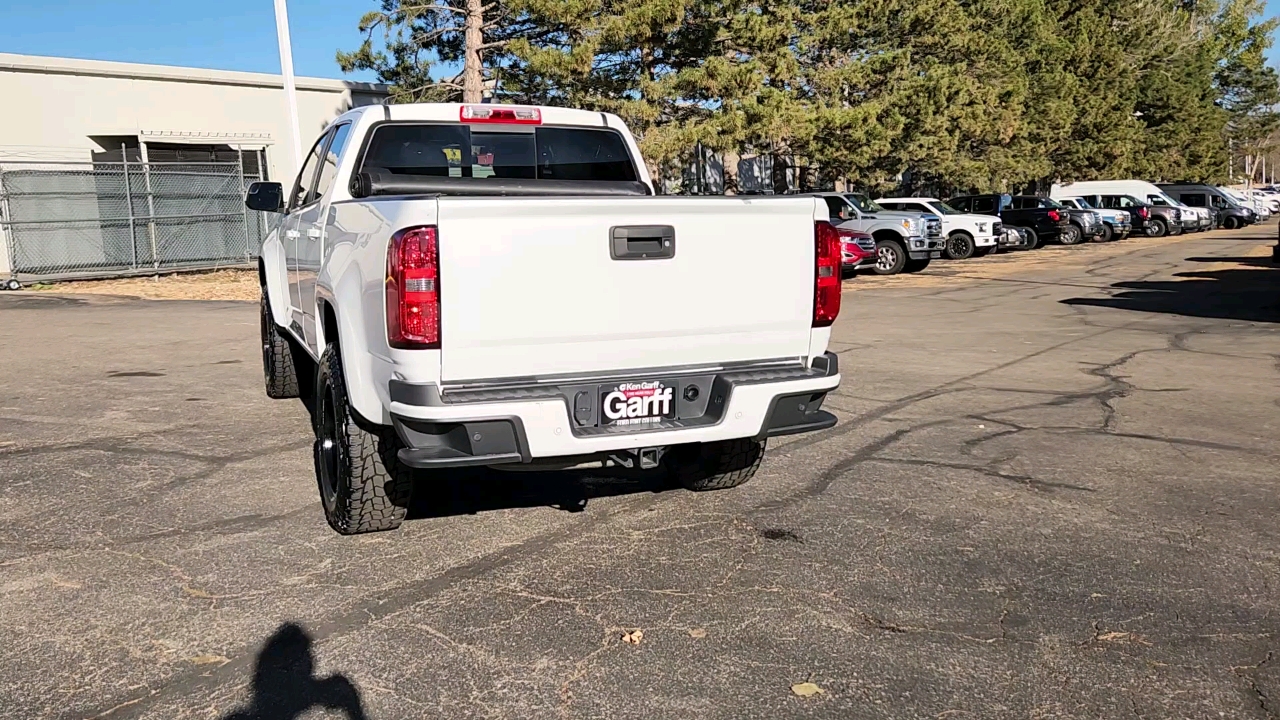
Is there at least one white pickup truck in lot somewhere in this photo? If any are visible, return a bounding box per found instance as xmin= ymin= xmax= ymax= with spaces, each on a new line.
xmin=248 ymin=103 xmax=843 ymax=534
xmin=876 ymin=197 xmax=1002 ymax=260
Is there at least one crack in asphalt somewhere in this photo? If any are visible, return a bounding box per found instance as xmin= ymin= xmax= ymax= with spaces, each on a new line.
xmin=25 ymin=231 xmax=1280 ymax=719
xmin=71 ymin=492 xmax=663 ymax=720
xmin=1233 ymin=651 xmax=1278 ymax=720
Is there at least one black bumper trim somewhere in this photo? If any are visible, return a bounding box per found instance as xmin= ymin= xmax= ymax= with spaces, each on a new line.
xmin=398 ymin=448 xmax=523 ymax=468
xmin=757 ymin=390 xmax=837 ymax=439
xmin=391 ymin=415 xmax=531 ymax=469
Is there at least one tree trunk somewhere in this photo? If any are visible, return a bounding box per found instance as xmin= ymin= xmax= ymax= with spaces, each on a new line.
xmin=462 ymin=0 xmax=485 ymax=103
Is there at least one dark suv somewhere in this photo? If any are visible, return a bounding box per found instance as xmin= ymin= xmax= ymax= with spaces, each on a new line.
xmin=946 ymin=194 xmax=1072 ymax=249
xmin=1074 ymin=194 xmax=1183 ymax=238
xmin=1158 ymin=184 xmax=1255 ymax=230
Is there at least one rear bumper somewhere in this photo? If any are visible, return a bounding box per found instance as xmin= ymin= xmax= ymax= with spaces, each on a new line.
xmin=388 ymin=354 xmax=843 ymax=468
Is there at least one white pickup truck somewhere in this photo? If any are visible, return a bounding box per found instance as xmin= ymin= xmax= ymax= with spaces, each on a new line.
xmin=876 ymin=197 xmax=1002 ymax=260
xmin=247 ymin=103 xmax=843 ymax=534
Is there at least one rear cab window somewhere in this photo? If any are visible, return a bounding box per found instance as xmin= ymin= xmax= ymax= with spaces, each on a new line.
xmin=358 ymin=123 xmax=638 ymax=182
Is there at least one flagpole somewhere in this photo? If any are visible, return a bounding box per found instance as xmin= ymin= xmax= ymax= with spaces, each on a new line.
xmin=274 ymin=0 xmax=303 ymax=176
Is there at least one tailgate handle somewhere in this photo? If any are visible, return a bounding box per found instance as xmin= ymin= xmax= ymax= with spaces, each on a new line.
xmin=611 ymin=226 xmax=675 ymax=260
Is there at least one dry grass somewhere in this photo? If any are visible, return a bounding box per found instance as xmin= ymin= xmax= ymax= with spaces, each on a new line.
xmin=28 ymin=269 xmax=260 ymax=301
xmin=21 ymin=227 xmax=1271 ymax=301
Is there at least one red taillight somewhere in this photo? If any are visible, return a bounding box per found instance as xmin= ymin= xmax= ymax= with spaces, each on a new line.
xmin=386 ymin=226 xmax=440 ymax=349
xmin=1047 ymin=209 xmax=1062 ymax=222
xmin=459 ymin=105 xmax=542 ymax=124
xmin=814 ymin=221 xmax=842 ymax=328
xmin=1137 ymin=207 xmax=1149 ymax=219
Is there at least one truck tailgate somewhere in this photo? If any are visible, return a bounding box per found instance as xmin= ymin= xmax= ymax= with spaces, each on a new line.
xmin=436 ymin=196 xmax=819 ymax=382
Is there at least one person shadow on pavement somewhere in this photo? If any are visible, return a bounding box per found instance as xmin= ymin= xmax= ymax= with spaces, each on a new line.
xmin=220 ymin=623 xmax=368 ymax=720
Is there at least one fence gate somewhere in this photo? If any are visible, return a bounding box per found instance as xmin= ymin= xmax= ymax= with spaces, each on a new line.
xmin=0 ymin=159 xmax=273 ymax=281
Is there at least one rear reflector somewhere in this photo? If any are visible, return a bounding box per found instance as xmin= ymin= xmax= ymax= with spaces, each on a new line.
xmin=460 ymin=105 xmax=542 ymax=124
xmin=814 ymin=221 xmax=842 ymax=327
xmin=386 ymin=226 xmax=440 ymax=349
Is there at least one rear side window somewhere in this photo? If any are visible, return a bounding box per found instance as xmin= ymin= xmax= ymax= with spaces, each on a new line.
xmin=359 ymin=123 xmax=637 ymax=182
xmin=1181 ymin=193 xmax=1207 ymax=207
xmin=971 ymin=197 xmax=997 ymax=214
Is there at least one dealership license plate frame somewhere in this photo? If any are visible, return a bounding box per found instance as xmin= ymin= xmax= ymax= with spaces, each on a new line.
xmin=599 ymin=379 xmax=678 ymax=429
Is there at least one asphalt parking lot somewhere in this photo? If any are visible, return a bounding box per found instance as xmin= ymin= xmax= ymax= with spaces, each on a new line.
xmin=2 ymin=224 xmax=1278 ymax=719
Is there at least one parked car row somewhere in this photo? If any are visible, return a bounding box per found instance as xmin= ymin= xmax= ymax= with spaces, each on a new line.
xmin=820 ymin=179 xmax=1271 ymax=276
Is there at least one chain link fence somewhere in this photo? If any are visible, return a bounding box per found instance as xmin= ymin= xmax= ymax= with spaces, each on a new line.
xmin=0 ymin=159 xmax=276 ymax=281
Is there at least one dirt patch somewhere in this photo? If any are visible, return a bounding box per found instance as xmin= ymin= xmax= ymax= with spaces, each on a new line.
xmin=27 ymin=269 xmax=260 ymax=302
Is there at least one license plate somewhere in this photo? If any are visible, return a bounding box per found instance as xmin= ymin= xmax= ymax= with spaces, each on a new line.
xmin=601 ymin=380 xmax=676 ymax=427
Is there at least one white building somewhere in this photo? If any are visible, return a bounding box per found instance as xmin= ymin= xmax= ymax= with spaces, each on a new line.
xmin=0 ymin=53 xmax=388 ymax=278
xmin=0 ymin=52 xmax=389 ymax=182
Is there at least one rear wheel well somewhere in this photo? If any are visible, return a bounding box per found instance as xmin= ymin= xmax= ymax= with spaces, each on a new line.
xmin=320 ymin=300 xmax=340 ymax=351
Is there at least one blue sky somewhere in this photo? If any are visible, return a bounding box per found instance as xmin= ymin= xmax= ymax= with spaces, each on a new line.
xmin=1 ymin=0 xmax=1278 ymax=81
xmin=0 ymin=0 xmax=382 ymax=81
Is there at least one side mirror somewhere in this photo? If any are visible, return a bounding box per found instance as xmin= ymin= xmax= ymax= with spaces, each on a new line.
xmin=246 ymin=182 xmax=285 ymax=213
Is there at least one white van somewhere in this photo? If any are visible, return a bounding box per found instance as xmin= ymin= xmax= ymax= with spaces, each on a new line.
xmin=1052 ymin=180 xmax=1211 ymax=232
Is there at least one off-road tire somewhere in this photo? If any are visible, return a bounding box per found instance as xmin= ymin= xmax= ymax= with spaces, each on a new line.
xmin=1096 ymin=224 xmax=1114 ymax=242
xmin=903 ymin=258 xmax=931 ymax=273
xmin=261 ymin=291 xmax=301 ymax=399
xmin=1146 ymin=218 xmax=1168 ymax=237
xmin=1060 ymin=224 xmax=1084 ymax=245
xmin=314 ymin=345 xmax=414 ymax=534
xmin=944 ymin=232 xmax=976 ymax=260
xmin=873 ymin=239 xmax=908 ymax=275
xmin=669 ymin=438 xmax=766 ymax=491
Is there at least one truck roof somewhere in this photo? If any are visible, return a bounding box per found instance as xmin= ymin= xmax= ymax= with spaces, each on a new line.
xmin=339 ymin=102 xmax=620 ymax=129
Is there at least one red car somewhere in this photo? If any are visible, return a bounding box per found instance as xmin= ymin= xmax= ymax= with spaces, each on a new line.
xmin=839 ymin=228 xmax=877 ymax=274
